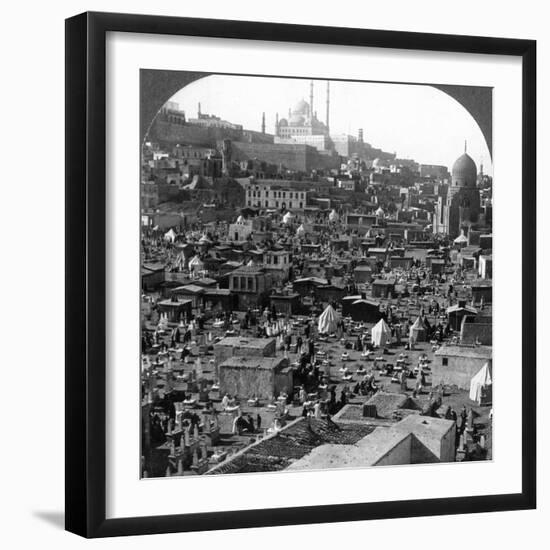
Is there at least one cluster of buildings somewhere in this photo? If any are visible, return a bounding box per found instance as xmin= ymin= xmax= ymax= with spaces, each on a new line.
xmin=140 ymin=82 xmax=493 ymax=479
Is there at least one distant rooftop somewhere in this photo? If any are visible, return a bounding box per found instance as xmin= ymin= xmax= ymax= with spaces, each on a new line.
xmin=434 ymin=345 xmax=492 ymax=359
xmin=207 ymin=418 xmax=375 ymax=476
xmin=219 ymin=356 xmax=287 ymax=371
xmin=214 ymin=336 xmax=275 ymax=350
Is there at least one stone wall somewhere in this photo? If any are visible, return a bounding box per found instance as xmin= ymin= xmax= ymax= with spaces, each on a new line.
xmin=219 ymin=366 xmax=275 ymax=400
xmin=372 ymin=433 xmax=413 ymax=466
xmin=432 ymin=356 xmax=488 ymax=390
xmin=149 ymin=119 xmax=242 ymax=147
xmin=230 ymin=141 xmax=311 ymax=172
xmin=461 ymin=321 xmax=493 ymax=345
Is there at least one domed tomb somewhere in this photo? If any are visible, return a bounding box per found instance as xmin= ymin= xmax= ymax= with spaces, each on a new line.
xmin=452 ymin=153 xmax=477 ymax=188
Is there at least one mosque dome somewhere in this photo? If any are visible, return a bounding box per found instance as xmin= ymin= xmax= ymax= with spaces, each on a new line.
xmin=278 ymin=118 xmax=288 ymax=127
xmin=452 ymin=153 xmax=477 ymax=187
xmin=292 ymin=98 xmax=309 ymax=115
xmin=289 ymin=114 xmax=305 ymax=126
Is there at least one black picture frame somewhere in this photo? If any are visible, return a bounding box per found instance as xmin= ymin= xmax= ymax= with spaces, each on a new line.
xmin=65 ymin=11 xmax=536 ymax=538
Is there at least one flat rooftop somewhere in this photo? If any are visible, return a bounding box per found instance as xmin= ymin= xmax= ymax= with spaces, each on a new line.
xmin=389 ymin=414 xmax=455 ymax=440
xmin=214 ymin=336 xmax=275 ymax=349
xmin=219 ymin=356 xmax=287 ymax=371
xmin=434 ymin=345 xmax=492 ymax=359
xmin=157 ymin=298 xmax=192 ymax=307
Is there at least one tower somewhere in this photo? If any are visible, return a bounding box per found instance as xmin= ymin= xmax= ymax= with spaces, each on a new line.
xmin=358 ymin=128 xmax=364 ymax=143
xmin=325 ymin=81 xmax=330 ymax=134
xmin=198 ymin=102 xmax=201 ymax=117
xmin=437 ymin=146 xmax=480 ymax=237
xmin=309 ymin=80 xmax=314 ymax=120
xmin=261 ymin=112 xmax=265 ymax=134
xmin=275 ymin=112 xmax=279 ymax=136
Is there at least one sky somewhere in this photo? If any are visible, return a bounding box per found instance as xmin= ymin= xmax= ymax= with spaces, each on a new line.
xmin=169 ymin=74 xmax=493 ymax=175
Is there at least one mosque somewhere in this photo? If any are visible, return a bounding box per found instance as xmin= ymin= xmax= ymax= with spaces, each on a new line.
xmin=433 ymin=144 xmax=481 ymax=238
xmin=274 ymin=81 xmax=332 ymax=152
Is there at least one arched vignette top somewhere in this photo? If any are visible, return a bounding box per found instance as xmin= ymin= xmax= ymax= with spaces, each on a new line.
xmin=140 ymin=69 xmax=493 ymax=157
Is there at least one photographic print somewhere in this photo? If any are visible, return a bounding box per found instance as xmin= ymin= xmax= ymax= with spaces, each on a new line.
xmin=140 ymin=72 xmax=493 ymax=479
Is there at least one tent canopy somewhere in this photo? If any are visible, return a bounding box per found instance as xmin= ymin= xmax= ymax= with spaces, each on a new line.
xmin=188 ymin=255 xmax=204 ymax=270
xmin=164 ymin=228 xmax=177 ymax=242
xmin=318 ymin=304 xmax=339 ymax=334
xmin=372 ymin=318 xmax=392 ymax=347
xmin=469 ymin=361 xmax=492 ymax=403
xmin=409 ymin=316 xmax=427 ymax=343
xmin=282 ymin=212 xmax=294 ymax=224
xmin=454 ymin=230 xmax=468 ymax=244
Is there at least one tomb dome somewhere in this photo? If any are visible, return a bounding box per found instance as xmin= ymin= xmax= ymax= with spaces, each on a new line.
xmin=452 ymin=153 xmax=477 ymax=187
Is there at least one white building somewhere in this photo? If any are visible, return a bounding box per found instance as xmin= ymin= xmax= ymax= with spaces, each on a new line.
xmin=245 ymin=182 xmax=308 ymax=211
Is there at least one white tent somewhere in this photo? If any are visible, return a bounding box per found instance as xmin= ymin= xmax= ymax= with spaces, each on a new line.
xmin=375 ymin=206 xmax=385 ymax=218
xmin=282 ymin=211 xmax=294 ymax=225
xmin=328 ymin=209 xmax=339 ymax=222
xmin=454 ymin=230 xmax=468 ymax=245
xmin=469 ymin=361 xmax=492 ymax=404
xmin=371 ymin=318 xmax=392 ymax=348
xmin=164 ymin=228 xmax=177 ymax=243
xmin=409 ymin=316 xmax=427 ymax=344
xmin=188 ymin=255 xmax=204 ymax=272
xmin=317 ymin=304 xmax=339 ymax=334
xmin=296 ymin=224 xmax=306 ymax=237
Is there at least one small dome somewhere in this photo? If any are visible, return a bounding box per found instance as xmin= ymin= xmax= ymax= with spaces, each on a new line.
xmin=289 ymin=114 xmax=305 ymax=126
xmin=278 ymin=118 xmax=288 ymax=127
xmin=452 ymin=153 xmax=477 ymax=187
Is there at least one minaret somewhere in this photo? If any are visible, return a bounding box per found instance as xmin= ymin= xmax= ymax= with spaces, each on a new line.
xmin=309 ymin=80 xmax=314 ymax=120
xmin=464 ymin=139 xmax=467 ymax=153
xmin=275 ymin=112 xmax=279 ymax=136
xmin=261 ymin=112 xmax=266 ymax=134
xmin=198 ymin=102 xmax=201 ymax=117
xmin=325 ymin=81 xmax=330 ymax=134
